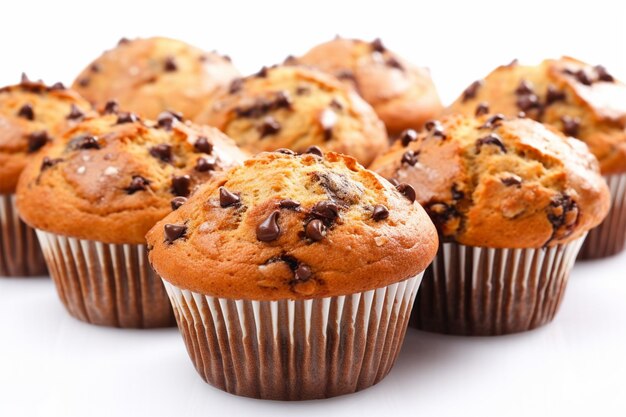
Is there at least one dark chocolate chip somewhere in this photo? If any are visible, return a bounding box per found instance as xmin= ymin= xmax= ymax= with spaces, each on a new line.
xmin=256 ymin=210 xmax=281 ymax=242
xmin=255 ymin=66 xmax=268 ymax=77
xmin=475 ymin=102 xmax=490 ymax=117
xmin=400 ymin=129 xmax=418 ymax=146
xmin=372 ymin=204 xmax=389 ymax=221
xmin=71 ymin=134 xmax=100 ymax=150
xmin=426 ymin=202 xmax=459 ymax=228
xmin=387 ymin=178 xmax=400 ymax=187
xmin=546 ymin=85 xmax=566 ymax=105
xmin=126 ymin=175 xmax=150 ymax=194
xmin=283 ymin=55 xmax=297 ymax=65
xmin=149 ymin=144 xmax=173 ymax=162
xmin=386 ymin=57 xmax=403 ymax=70
xmin=336 ymin=69 xmax=355 ymax=81
xmin=164 ymin=224 xmax=187 ymax=243
xmin=396 ymin=183 xmax=416 ymax=203
xmin=50 ymin=82 xmax=66 ymax=90
xmin=561 ymin=115 xmax=581 ymax=137
xmin=501 ymin=175 xmax=522 ymax=186
xmin=479 ymin=113 xmax=506 ymax=129
xmin=78 ymin=78 xmax=90 ymax=87
xmin=40 ymin=156 xmax=63 ymax=172
xmin=20 ymin=73 xmax=30 ymax=84
xmin=258 ymin=116 xmax=281 ymax=138
xmin=303 ymin=145 xmax=323 ymax=157
xmin=595 ymin=65 xmax=614 ymax=82
xmin=195 ymin=157 xmax=216 ymax=172
xmin=118 ymin=37 xmax=130 ymax=45
xmin=311 ymin=201 xmax=340 ymax=223
xmin=451 ymin=184 xmax=464 ymax=200
xmin=516 ymin=94 xmax=541 ymax=112
xmin=305 ymin=219 xmax=326 ymax=241
xmin=90 ymin=63 xmax=101 ymax=73
xmin=515 ymin=80 xmax=534 ymax=95
xmin=296 ymin=85 xmax=310 ymax=95
xmin=274 ymin=91 xmax=292 ymax=109
xmin=276 ymin=148 xmax=296 ymax=155
xmin=219 ymin=186 xmax=240 ymax=207
xmin=294 ymin=264 xmax=312 ymax=281
xmin=27 ymin=131 xmax=50 ymax=152
xmin=371 ymin=38 xmax=385 ymax=52
xmin=476 ymin=133 xmax=507 ymax=153
xmin=17 ymin=103 xmax=34 ymax=120
xmin=116 ymin=112 xmax=139 ymax=124
xmin=157 ymin=111 xmax=180 ymax=130
xmin=104 ymin=100 xmax=119 ymax=114
xmin=67 ymin=104 xmax=84 ymax=120
xmin=574 ymin=69 xmax=592 ymax=86
xmin=547 ymin=194 xmax=579 ymax=241
xmin=279 ymin=199 xmax=301 ymax=209
xmin=401 ymin=150 xmax=419 ymax=166
xmin=164 ymin=56 xmax=177 ymax=72
xmin=171 ymin=175 xmax=191 ymax=197
xmin=462 ymin=80 xmax=482 ymax=102
xmin=170 ymin=196 xmax=187 ymax=210
xmin=329 ymin=98 xmax=343 ymax=110
xmin=194 ymin=136 xmax=213 ymax=154
xmin=229 ymin=78 xmax=244 ymax=94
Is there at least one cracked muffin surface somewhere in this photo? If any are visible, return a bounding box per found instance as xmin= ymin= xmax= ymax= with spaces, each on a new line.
xmin=370 ymin=114 xmax=610 ymax=248
xmin=146 ymin=150 xmax=438 ymax=300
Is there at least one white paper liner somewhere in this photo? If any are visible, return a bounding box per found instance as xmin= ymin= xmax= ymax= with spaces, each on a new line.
xmin=578 ymin=173 xmax=626 ymax=259
xmin=0 ymin=194 xmax=46 ymax=277
xmin=36 ymin=230 xmax=175 ymax=328
xmin=412 ymin=236 xmax=585 ymax=336
xmin=163 ymin=272 xmax=423 ymax=400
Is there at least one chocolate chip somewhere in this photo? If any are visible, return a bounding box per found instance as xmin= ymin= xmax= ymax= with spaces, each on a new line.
xmin=118 ymin=37 xmax=130 ymax=45
xmin=311 ymin=201 xmax=340 ymax=223
xmin=396 ymin=183 xmax=416 ymax=203
xmin=595 ymin=65 xmax=614 ymax=82
xmin=126 ymin=175 xmax=150 ymax=194
xmin=149 ymin=144 xmax=172 ymax=162
xmin=476 ymin=133 xmax=507 ymax=153
xmin=27 ymin=131 xmax=50 ymax=152
xmin=219 ymin=186 xmax=240 ymax=207
xmin=195 ymin=157 xmax=216 ymax=172
xmin=20 ymin=73 xmax=31 ymax=84
xmin=157 ymin=111 xmax=181 ymax=130
xmin=426 ymin=202 xmax=459 ymax=229
xmin=164 ymin=56 xmax=177 ymax=72
xmin=276 ymin=148 xmax=296 ymax=155
xmin=194 ymin=137 xmax=213 ymax=154
xmin=547 ymin=194 xmax=579 ymax=241
xmin=305 ymin=219 xmax=326 ymax=241
xmin=371 ymin=38 xmax=385 ymax=52
xmin=451 ymin=184 xmax=464 ymax=200
xmin=515 ymin=80 xmax=534 ymax=95
xmin=164 ymin=224 xmax=187 ymax=244
xmin=372 ymin=204 xmax=389 ymax=221
xmin=170 ymin=196 xmax=187 ymax=210
xmin=255 ymin=66 xmax=268 ymax=77
xmin=67 ymin=104 xmax=84 ymax=120
xmin=274 ymin=91 xmax=292 ymax=109
xmin=561 ymin=115 xmax=581 ymax=137
xmin=475 ymin=102 xmax=490 ymax=117
xmin=386 ymin=57 xmax=403 ymax=70
xmin=104 ymin=100 xmax=119 ymax=114
xmin=116 ymin=112 xmax=139 ymax=124
xmin=283 ymin=55 xmax=297 ymax=65
xmin=294 ymin=264 xmax=312 ymax=281
xmin=296 ymin=85 xmax=310 ymax=95
xmin=400 ymin=129 xmax=418 ymax=146
xmin=258 ymin=116 xmax=281 ymax=138
xmin=387 ymin=178 xmax=400 ymax=187
xmin=229 ymin=78 xmax=244 ymax=94
xmin=279 ymin=199 xmax=301 ymax=209
xmin=336 ymin=69 xmax=355 ymax=81
xmin=462 ymin=80 xmax=482 ymax=102
xmin=546 ymin=85 xmax=566 ymax=105
xmin=479 ymin=113 xmax=506 ymax=129
xmin=171 ymin=175 xmax=191 ymax=197
xmin=574 ymin=69 xmax=592 ymax=86
xmin=70 ymin=135 xmax=100 ymax=150
xmin=78 ymin=78 xmax=90 ymax=87
xmin=235 ymin=100 xmax=271 ymax=118
xmin=303 ymin=145 xmax=323 ymax=157
xmin=17 ymin=103 xmax=34 ymax=120
xmin=516 ymin=94 xmax=541 ymax=112
xmin=256 ymin=210 xmax=281 ymax=242
xmin=401 ymin=150 xmax=419 ymax=166
xmin=501 ymin=175 xmax=522 ymax=186
xmin=40 ymin=156 xmax=63 ymax=172
xmin=329 ymin=98 xmax=343 ymax=110
xmin=320 ymin=108 xmax=337 ymax=141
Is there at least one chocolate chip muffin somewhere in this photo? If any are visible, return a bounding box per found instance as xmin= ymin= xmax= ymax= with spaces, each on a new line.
xmin=448 ymin=57 xmax=626 ymax=259
xmin=0 ymin=76 xmax=91 ymax=277
xmin=371 ymin=113 xmax=610 ymax=335
xmin=16 ymin=109 xmax=247 ymax=327
xmin=196 ymin=65 xmax=388 ymax=167
xmin=146 ymin=149 xmax=437 ymax=399
xmin=294 ymin=37 xmax=443 ymax=136
xmin=72 ymin=37 xmax=239 ymax=121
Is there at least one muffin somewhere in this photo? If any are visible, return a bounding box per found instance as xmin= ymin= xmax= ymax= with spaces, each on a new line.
xmin=448 ymin=57 xmax=626 ymax=259
xmin=370 ymin=113 xmax=610 ymax=335
xmin=16 ymin=108 xmax=247 ymax=327
xmin=72 ymin=37 xmax=239 ymax=120
xmin=295 ymin=37 xmax=443 ymax=136
xmin=0 ymin=76 xmax=91 ymax=277
xmin=146 ymin=149 xmax=438 ymax=399
xmin=196 ymin=65 xmax=388 ymax=167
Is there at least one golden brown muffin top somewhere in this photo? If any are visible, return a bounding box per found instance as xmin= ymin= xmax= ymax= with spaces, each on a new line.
xmin=146 ymin=150 xmax=438 ymax=300
xmin=196 ymin=65 xmax=388 ymax=167
xmin=448 ymin=57 xmax=626 ymax=175
xmin=72 ymin=37 xmax=239 ymax=120
xmin=295 ymin=37 xmax=443 ymax=136
xmin=0 ymin=77 xmax=92 ymax=194
xmin=370 ymin=114 xmax=610 ymax=248
xmin=17 ymin=109 xmax=248 ymax=244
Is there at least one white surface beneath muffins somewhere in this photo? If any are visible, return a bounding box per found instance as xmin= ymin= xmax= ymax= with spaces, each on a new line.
xmin=0 ymin=251 xmax=625 ymax=416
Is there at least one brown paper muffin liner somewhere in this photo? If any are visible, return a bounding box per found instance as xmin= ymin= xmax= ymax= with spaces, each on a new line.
xmin=411 ymin=236 xmax=585 ymax=336
xmin=162 ymin=273 xmax=423 ymax=400
xmin=0 ymin=194 xmax=47 ymax=277
xmin=578 ymin=173 xmax=626 ymax=260
xmin=36 ymin=230 xmax=175 ymax=328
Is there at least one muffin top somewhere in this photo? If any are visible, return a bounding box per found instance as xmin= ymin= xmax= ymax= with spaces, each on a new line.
xmin=196 ymin=65 xmax=388 ymax=167
xmin=72 ymin=37 xmax=239 ymax=120
xmin=146 ymin=150 xmax=438 ymax=300
xmin=370 ymin=114 xmax=610 ymax=248
xmin=17 ymin=109 xmax=248 ymax=244
xmin=295 ymin=37 xmax=443 ymax=136
xmin=0 ymin=77 xmax=92 ymax=194
xmin=448 ymin=57 xmax=626 ymax=175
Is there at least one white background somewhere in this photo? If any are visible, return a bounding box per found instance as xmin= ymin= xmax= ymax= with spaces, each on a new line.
xmin=1 ymin=1 xmax=626 ymax=416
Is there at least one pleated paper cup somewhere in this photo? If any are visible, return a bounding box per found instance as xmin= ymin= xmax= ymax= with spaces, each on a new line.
xmin=578 ymin=173 xmax=626 ymax=260
xmin=36 ymin=230 xmax=175 ymax=328
xmin=162 ymin=272 xmax=424 ymax=400
xmin=0 ymin=194 xmax=47 ymax=277
xmin=411 ymin=235 xmax=585 ymax=336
